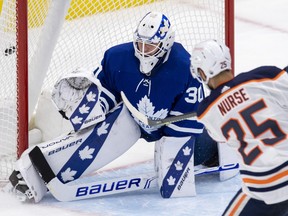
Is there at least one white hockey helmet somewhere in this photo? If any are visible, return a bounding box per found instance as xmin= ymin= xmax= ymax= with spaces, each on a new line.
xmin=191 ymin=39 xmax=231 ymax=84
xmin=133 ymin=11 xmax=175 ymax=75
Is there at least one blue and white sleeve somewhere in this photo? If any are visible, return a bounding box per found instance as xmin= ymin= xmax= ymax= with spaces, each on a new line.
xmin=93 ymin=66 xmax=119 ymax=114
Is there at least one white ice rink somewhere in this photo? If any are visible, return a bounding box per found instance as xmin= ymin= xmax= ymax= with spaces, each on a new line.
xmin=1 ymin=0 xmax=288 ymax=215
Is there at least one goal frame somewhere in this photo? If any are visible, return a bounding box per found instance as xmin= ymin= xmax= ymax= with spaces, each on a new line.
xmin=17 ymin=0 xmax=28 ymax=158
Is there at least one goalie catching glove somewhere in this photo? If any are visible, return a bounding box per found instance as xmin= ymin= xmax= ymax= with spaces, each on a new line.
xmin=52 ymin=67 xmax=105 ymax=132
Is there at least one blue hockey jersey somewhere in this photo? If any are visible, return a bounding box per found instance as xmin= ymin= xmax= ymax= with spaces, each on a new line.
xmin=95 ymin=42 xmax=204 ymax=142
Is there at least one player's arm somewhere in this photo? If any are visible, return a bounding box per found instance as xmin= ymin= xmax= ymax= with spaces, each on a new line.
xmin=94 ymin=61 xmax=120 ymax=114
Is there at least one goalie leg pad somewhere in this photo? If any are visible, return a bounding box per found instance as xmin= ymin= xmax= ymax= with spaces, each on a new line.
xmin=11 ymin=103 xmax=141 ymax=202
xmin=11 ymin=149 xmax=48 ymax=203
xmin=155 ymin=136 xmax=196 ymax=198
xmin=37 ymin=103 xmax=141 ymax=183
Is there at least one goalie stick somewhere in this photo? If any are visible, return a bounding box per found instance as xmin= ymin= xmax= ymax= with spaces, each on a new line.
xmin=194 ymin=163 xmax=239 ymax=175
xmin=28 ymin=146 xmax=239 ymax=202
xmin=121 ymin=91 xmax=196 ymax=127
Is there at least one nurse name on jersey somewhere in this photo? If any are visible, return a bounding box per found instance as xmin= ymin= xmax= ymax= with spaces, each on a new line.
xmin=217 ymin=87 xmax=250 ymax=116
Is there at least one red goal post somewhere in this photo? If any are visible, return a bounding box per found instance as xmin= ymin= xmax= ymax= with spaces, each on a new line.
xmin=0 ymin=0 xmax=234 ymax=182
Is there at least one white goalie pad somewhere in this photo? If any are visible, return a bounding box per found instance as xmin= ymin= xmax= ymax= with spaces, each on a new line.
xmin=14 ymin=150 xmax=48 ymax=203
xmin=155 ymin=136 xmax=196 ymax=198
xmin=40 ymin=103 xmax=141 ymax=178
xmin=16 ymin=104 xmax=141 ymax=202
xmin=51 ymin=67 xmax=105 ymax=132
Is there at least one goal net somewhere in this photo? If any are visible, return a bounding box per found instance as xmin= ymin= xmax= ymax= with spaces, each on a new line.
xmin=0 ymin=0 xmax=234 ymax=182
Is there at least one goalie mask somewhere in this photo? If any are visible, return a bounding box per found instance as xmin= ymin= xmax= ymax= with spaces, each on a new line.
xmin=191 ymin=39 xmax=231 ymax=85
xmin=133 ymin=12 xmax=175 ymax=75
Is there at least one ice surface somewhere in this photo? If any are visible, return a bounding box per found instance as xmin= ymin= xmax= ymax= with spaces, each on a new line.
xmin=0 ymin=159 xmax=242 ymax=216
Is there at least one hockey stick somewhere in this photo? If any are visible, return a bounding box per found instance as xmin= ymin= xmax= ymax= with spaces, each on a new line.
xmin=29 ymin=146 xmax=239 ymax=202
xmin=121 ymin=91 xmax=196 ymax=126
xmin=194 ymin=163 xmax=239 ymax=175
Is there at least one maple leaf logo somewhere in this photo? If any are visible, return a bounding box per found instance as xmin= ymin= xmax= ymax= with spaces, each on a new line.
xmin=183 ymin=146 xmax=191 ymax=156
xmin=137 ymin=96 xmax=168 ymax=120
xmin=134 ymin=96 xmax=168 ymax=133
xmin=86 ymin=91 xmax=97 ymax=102
xmin=97 ymin=122 xmax=110 ymax=136
xmin=174 ymin=161 xmax=183 ymax=171
xmin=79 ymin=146 xmax=95 ymax=160
xmin=159 ymin=19 xmax=169 ymax=37
xmin=167 ymin=176 xmax=176 ymax=186
xmin=61 ymin=167 xmax=77 ymax=182
xmin=79 ymin=104 xmax=90 ymax=114
xmin=71 ymin=116 xmax=83 ymax=124
xmin=137 ymin=96 xmax=155 ymax=116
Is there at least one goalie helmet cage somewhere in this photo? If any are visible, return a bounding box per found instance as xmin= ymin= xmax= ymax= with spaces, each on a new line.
xmin=0 ymin=0 xmax=234 ymax=182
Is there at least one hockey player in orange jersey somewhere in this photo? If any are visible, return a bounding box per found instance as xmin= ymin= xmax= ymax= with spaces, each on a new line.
xmin=191 ymin=39 xmax=288 ymax=216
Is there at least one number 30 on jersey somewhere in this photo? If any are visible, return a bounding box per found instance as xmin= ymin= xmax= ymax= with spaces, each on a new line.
xmin=185 ymin=86 xmax=204 ymax=104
